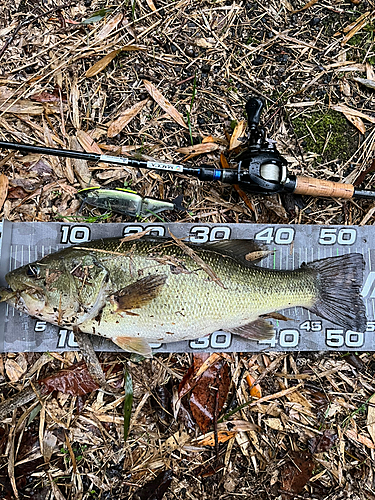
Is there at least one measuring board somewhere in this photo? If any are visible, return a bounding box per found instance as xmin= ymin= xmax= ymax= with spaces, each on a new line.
xmin=0 ymin=220 xmax=374 ymax=353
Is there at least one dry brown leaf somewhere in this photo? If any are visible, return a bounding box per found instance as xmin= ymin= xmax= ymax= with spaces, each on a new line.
xmin=76 ymin=130 xmax=102 ymax=154
xmin=352 ymin=77 xmax=375 ymax=91
xmin=291 ymin=0 xmax=318 ymax=13
xmin=194 ymin=37 xmax=215 ymax=48
xmin=5 ymin=355 xmax=27 ymax=382
xmin=85 ymin=49 xmax=121 ymax=78
xmin=70 ymin=76 xmax=80 ymax=130
xmin=168 ymin=230 xmax=225 ymax=288
xmin=176 ymin=143 xmax=219 ymax=157
xmin=145 ymin=0 xmax=157 ymax=11
xmin=342 ymin=12 xmax=371 ymax=45
xmin=195 ymin=421 xmax=258 ymax=446
xmin=331 ymin=103 xmax=375 ymax=124
xmin=96 ymin=12 xmax=123 ymax=40
xmin=143 ymin=79 xmax=188 ymax=129
xmin=346 ymin=428 xmax=375 ymax=449
xmin=43 ymin=121 xmax=64 ymax=178
xmin=70 ymin=137 xmax=92 ymax=188
xmin=229 ymin=120 xmax=246 ymax=150
xmin=264 ymin=418 xmax=284 ymax=431
xmin=0 ymin=100 xmax=59 ymax=115
xmin=0 ymin=174 xmax=9 ymax=211
xmin=367 ymin=63 xmax=375 ymax=81
xmin=202 ymin=135 xmax=215 ymax=143
xmin=86 ymin=46 xmax=143 ymax=78
xmin=345 ymin=114 xmax=366 ymax=133
xmin=367 ymin=394 xmax=375 ymax=445
xmin=107 ymin=99 xmax=148 ymax=138
xmin=193 ymin=353 xmax=226 ymax=381
xmin=246 ymin=374 xmax=262 ymax=399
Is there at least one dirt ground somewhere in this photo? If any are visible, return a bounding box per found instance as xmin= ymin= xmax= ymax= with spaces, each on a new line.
xmin=1 ymin=0 xmax=375 ymax=499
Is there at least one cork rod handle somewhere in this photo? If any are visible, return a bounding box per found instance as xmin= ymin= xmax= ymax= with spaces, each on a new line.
xmin=294 ymin=176 xmax=354 ymax=199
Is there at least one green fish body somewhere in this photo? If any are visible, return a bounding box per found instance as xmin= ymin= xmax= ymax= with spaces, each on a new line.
xmin=2 ymin=237 xmax=366 ymax=356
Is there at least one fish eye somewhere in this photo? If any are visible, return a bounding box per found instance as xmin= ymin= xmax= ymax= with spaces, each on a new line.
xmin=26 ymin=264 xmax=40 ymax=277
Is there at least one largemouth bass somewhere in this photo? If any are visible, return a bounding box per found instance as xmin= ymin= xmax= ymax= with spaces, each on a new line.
xmin=1 ymin=237 xmax=366 ymax=356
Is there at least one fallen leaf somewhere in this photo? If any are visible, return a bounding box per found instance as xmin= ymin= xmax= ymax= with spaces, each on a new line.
xmin=368 ymin=394 xmax=375 ymax=445
xmin=96 ymin=11 xmax=123 ymax=40
xmin=352 ymin=76 xmax=375 ymax=91
xmin=291 ymin=0 xmax=318 ymax=13
xmin=281 ymin=451 xmax=314 ymax=496
xmin=145 ymin=0 xmax=157 ymax=11
xmin=308 ymin=429 xmax=337 ymax=453
xmin=5 ymin=354 xmax=27 ymax=382
xmin=202 ymin=135 xmax=215 ymax=143
xmin=29 ymin=87 xmax=67 ymax=103
xmin=86 ymin=46 xmax=143 ymax=77
xmin=366 ymin=63 xmax=375 ymax=81
xmin=194 ymin=37 xmax=215 ymax=48
xmin=82 ymin=8 xmax=114 ymax=24
xmin=262 ymin=197 xmax=287 ymax=219
xmin=76 ymin=130 xmax=102 ymax=154
xmin=331 ymin=103 xmax=375 ymax=125
xmin=342 ymin=12 xmax=371 ymax=45
xmin=176 ymin=142 xmax=219 ymax=159
xmin=344 ymin=113 xmax=366 ymax=134
xmin=143 ymin=79 xmax=188 ymax=129
xmin=70 ymin=136 xmax=92 ymax=187
xmin=195 ymin=420 xmax=258 ymax=446
xmin=181 ymin=353 xmax=231 ymax=434
xmin=135 ymin=470 xmax=173 ymax=500
xmin=123 ymin=368 xmax=133 ymax=442
xmin=0 ymin=174 xmax=9 ymax=211
xmin=246 ymin=373 xmax=262 ymax=399
xmin=346 ymin=428 xmax=375 ymax=449
xmin=39 ymin=361 xmax=99 ymax=396
xmin=0 ymin=99 xmax=60 ymax=115
xmin=169 ymin=230 xmax=225 ymax=288
xmin=70 ymin=76 xmax=80 ymax=130
xmin=229 ymin=120 xmax=246 ymax=150
xmin=85 ymin=49 xmax=121 ymax=78
xmin=264 ymin=417 xmax=284 ymax=431
xmin=107 ymin=99 xmax=148 ymax=138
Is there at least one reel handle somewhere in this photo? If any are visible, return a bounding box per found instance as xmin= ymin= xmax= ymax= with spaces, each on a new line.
xmin=245 ymin=97 xmax=264 ymax=129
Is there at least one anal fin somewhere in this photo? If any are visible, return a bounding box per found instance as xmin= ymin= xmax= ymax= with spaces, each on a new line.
xmin=226 ymin=318 xmax=275 ymax=341
xmin=110 ymin=274 xmax=167 ymax=313
xmin=112 ymin=336 xmax=152 ymax=357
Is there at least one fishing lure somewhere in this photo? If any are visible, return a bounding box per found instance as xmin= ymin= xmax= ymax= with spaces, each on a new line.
xmin=77 ymin=187 xmax=185 ymax=218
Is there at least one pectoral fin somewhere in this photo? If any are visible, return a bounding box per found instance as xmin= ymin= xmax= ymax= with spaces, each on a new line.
xmin=226 ymin=318 xmax=275 ymax=341
xmin=112 ymin=336 xmax=152 ymax=357
xmin=110 ymin=274 xmax=167 ymax=312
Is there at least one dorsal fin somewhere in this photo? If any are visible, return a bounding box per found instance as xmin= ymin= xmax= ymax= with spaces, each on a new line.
xmin=197 ymin=239 xmax=269 ymax=265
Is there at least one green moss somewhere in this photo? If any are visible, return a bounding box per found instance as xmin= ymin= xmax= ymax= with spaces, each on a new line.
xmin=292 ymin=109 xmax=358 ymax=162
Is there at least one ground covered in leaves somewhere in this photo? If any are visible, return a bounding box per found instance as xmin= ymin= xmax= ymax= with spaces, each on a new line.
xmin=1 ymin=0 xmax=375 ymax=498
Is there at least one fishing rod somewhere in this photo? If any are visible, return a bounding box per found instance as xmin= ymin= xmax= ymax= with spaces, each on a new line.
xmin=0 ymin=97 xmax=374 ymax=200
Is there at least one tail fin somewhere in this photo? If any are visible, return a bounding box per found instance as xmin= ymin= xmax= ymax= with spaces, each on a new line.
xmin=305 ymin=253 xmax=366 ymax=332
